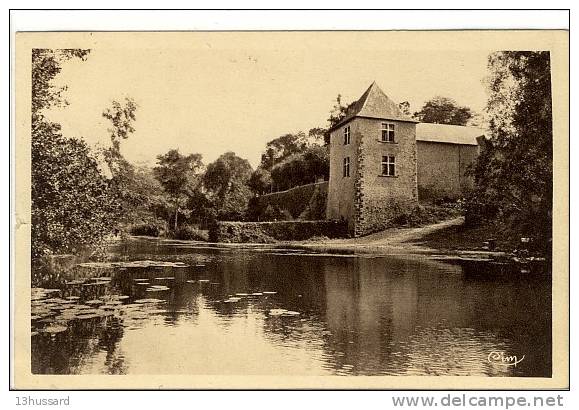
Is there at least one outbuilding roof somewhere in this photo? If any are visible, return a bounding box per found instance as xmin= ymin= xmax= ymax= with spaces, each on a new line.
xmin=416 ymin=123 xmax=486 ymax=146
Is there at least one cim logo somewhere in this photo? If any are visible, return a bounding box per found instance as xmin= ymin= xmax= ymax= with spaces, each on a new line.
xmin=487 ymin=351 xmax=525 ymax=367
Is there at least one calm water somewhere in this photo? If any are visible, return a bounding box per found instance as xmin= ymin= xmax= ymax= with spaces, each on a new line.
xmin=31 ymin=238 xmax=551 ymax=376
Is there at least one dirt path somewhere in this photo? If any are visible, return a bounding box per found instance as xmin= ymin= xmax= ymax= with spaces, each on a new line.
xmin=290 ymin=217 xmax=503 ymax=258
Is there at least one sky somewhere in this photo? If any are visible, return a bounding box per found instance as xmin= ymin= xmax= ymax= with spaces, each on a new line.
xmin=45 ymin=33 xmax=492 ymax=168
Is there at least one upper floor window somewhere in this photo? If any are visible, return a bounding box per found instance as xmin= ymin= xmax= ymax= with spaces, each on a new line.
xmin=381 ymin=156 xmax=396 ymax=176
xmin=343 ymin=125 xmax=351 ymax=145
xmin=343 ymin=157 xmax=350 ymax=177
xmin=381 ymin=123 xmax=395 ymax=142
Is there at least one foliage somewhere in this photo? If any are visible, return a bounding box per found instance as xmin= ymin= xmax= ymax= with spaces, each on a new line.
xmin=31 ymin=48 xmax=123 ymax=260
xmin=100 ymin=98 xmax=140 ymax=226
xmin=102 ymin=98 xmax=138 ymax=154
xmin=171 ymin=225 xmax=209 ymax=241
xmin=270 ymin=145 xmax=329 ymax=191
xmin=414 ymin=96 xmax=473 ymax=125
xmin=259 ymin=132 xmax=308 ymax=170
xmin=327 ymin=94 xmax=351 ymax=128
xmin=467 ymin=51 xmax=552 ymax=251
xmin=248 ymin=167 xmax=272 ymax=195
xmin=153 ymin=149 xmax=204 ymax=231
xmin=246 ymin=181 xmax=328 ymax=222
xmin=203 ymin=152 xmax=254 ymax=221
xmin=32 ymin=128 xmax=120 ymax=259
xmin=129 ymin=222 xmax=163 ymax=237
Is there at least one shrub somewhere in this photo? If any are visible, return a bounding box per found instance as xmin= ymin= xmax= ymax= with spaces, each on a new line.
xmin=171 ymin=225 xmax=209 ymax=241
xmin=129 ymin=223 xmax=162 ymax=237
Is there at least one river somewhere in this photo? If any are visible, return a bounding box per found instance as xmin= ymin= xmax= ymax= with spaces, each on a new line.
xmin=31 ymin=237 xmax=551 ymax=376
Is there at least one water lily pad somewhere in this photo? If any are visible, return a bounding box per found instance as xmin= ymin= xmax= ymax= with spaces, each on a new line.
xmin=114 ymin=295 xmax=130 ymax=300
xmin=43 ymin=324 xmax=68 ymax=333
xmin=44 ymin=298 xmax=67 ymax=303
xmin=198 ymin=279 xmax=210 ymax=283
xmin=133 ymin=278 xmax=149 ymax=282
xmin=269 ymin=309 xmax=288 ymax=316
xmin=134 ymin=298 xmax=164 ymax=304
xmin=281 ymin=311 xmax=300 ymax=317
xmin=262 ymin=291 xmax=277 ymax=295
xmin=224 ymin=297 xmax=242 ymax=303
xmin=66 ymin=280 xmax=85 ymax=285
xmin=75 ymin=313 xmax=100 ymax=320
xmin=235 ymin=293 xmax=249 ymax=296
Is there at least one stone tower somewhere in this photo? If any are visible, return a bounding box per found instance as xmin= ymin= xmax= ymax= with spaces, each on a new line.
xmin=326 ymin=82 xmax=419 ymax=236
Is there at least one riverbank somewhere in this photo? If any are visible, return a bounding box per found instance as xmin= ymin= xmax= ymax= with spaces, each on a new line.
xmin=281 ymin=217 xmax=508 ymax=259
xmin=129 ymin=216 xmax=549 ymax=263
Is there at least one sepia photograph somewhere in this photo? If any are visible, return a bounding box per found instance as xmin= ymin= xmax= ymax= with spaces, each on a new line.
xmin=12 ymin=27 xmax=569 ymax=390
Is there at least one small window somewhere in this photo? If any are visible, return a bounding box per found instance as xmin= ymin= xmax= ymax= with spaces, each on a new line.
xmin=381 ymin=156 xmax=396 ymax=176
xmin=343 ymin=157 xmax=350 ymax=177
xmin=381 ymin=123 xmax=395 ymax=142
xmin=343 ymin=125 xmax=351 ymax=145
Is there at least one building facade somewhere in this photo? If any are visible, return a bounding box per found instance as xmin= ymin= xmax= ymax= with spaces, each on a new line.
xmin=326 ymin=82 xmax=419 ymax=236
xmin=326 ymin=82 xmax=484 ymax=236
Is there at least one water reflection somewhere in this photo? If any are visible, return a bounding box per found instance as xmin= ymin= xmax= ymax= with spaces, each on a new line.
xmin=32 ymin=239 xmax=551 ymax=376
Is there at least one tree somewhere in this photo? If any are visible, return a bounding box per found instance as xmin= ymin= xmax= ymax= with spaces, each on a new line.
xmin=101 ymin=98 xmax=139 ymax=226
xmin=31 ymin=49 xmax=122 ymax=260
xmin=308 ymin=127 xmax=328 ymax=146
xmin=270 ymin=145 xmax=329 ymax=191
xmin=204 ymin=152 xmax=253 ymax=220
xmin=414 ymin=96 xmax=473 ymax=125
xmin=153 ymin=149 xmax=203 ymax=231
xmin=468 ymin=51 xmax=552 ymax=249
xmin=248 ymin=168 xmax=273 ymax=195
xmin=327 ymin=94 xmax=351 ymax=128
xmin=259 ymin=132 xmax=308 ymax=170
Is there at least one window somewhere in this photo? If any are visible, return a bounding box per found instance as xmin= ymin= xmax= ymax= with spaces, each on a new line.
xmin=343 ymin=125 xmax=351 ymax=145
xmin=381 ymin=122 xmax=395 ymax=142
xmin=381 ymin=156 xmax=396 ymax=176
xmin=343 ymin=157 xmax=350 ymax=177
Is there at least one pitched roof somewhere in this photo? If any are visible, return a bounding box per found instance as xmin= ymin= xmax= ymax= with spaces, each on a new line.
xmin=330 ymin=81 xmax=417 ymax=130
xmin=416 ymin=123 xmax=486 ymax=146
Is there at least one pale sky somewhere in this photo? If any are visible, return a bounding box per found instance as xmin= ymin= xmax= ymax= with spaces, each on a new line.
xmin=45 ymin=33 xmax=492 ymax=168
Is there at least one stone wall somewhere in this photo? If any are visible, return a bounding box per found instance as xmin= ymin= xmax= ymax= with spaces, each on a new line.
xmin=253 ymin=181 xmax=328 ymax=220
xmin=209 ymin=220 xmax=348 ymax=243
xmin=354 ymin=118 xmax=419 ymax=236
xmin=416 ymin=141 xmax=479 ymax=201
xmin=326 ymin=121 xmax=359 ymax=232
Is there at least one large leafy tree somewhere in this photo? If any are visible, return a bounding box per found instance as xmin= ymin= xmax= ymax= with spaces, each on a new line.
xmin=270 ymin=145 xmax=329 ymax=191
xmin=31 ymin=49 xmax=121 ymax=259
xmin=468 ymin=51 xmax=552 ymax=248
xmin=414 ymin=96 xmax=473 ymax=125
xmin=248 ymin=167 xmax=273 ymax=195
xmin=259 ymin=132 xmax=308 ymax=170
xmin=101 ymin=98 xmax=140 ymax=226
xmin=153 ymin=149 xmax=203 ymax=231
xmin=204 ymin=152 xmax=253 ymax=220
